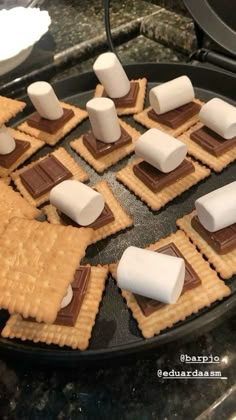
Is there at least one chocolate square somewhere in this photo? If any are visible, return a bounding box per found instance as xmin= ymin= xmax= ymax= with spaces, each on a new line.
xmin=55 ymin=266 xmax=91 ymax=326
xmin=191 ymin=215 xmax=236 ymax=254
xmin=133 ymin=159 xmax=195 ymax=193
xmin=58 ymin=202 xmax=115 ymax=230
xmin=148 ymin=102 xmax=201 ymax=129
xmin=135 ymin=242 xmax=201 ymax=316
xmin=20 ymin=155 xmax=72 ymax=198
xmin=83 ymin=126 xmax=132 ymax=159
xmin=102 ymin=81 xmax=139 ymax=107
xmin=0 ymin=139 xmax=30 ymax=168
xmin=190 ymin=126 xmax=236 ymax=156
xmin=26 ymin=108 xmax=74 ymax=134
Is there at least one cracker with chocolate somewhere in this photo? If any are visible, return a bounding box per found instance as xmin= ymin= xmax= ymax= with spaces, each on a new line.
xmin=179 ymin=122 xmax=236 ymax=172
xmin=0 ymin=217 xmax=93 ymax=324
xmin=109 ymin=230 xmax=230 ymax=338
xmin=0 ymin=128 xmax=44 ymax=177
xmin=11 ymin=147 xmax=89 ymax=206
xmin=94 ymin=78 xmax=147 ymax=116
xmin=0 ymin=96 xmax=26 ymax=125
xmin=17 ymin=102 xmax=88 ymax=146
xmin=177 ymin=210 xmax=236 ymax=279
xmin=133 ymin=99 xmax=203 ymax=137
xmin=43 ymin=180 xmax=133 ymax=244
xmin=116 ymin=157 xmax=210 ymax=211
xmin=70 ymin=119 xmax=141 ymax=173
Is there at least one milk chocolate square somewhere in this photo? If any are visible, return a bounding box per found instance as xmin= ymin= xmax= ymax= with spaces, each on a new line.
xmin=27 ymin=108 xmax=74 ymax=134
xmin=133 ymin=159 xmax=195 ymax=193
xmin=102 ymin=81 xmax=139 ymax=107
xmin=0 ymin=139 xmax=30 ymax=168
xmin=148 ymin=102 xmax=201 ymax=129
xmin=83 ymin=126 xmax=132 ymax=159
xmin=58 ymin=203 xmax=115 ymax=230
xmin=190 ymin=126 xmax=236 ymax=156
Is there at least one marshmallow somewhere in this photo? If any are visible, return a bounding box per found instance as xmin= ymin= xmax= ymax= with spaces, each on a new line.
xmin=60 ymin=285 xmax=73 ymax=309
xmin=135 ymin=128 xmax=187 ymax=173
xmin=117 ymin=246 xmax=185 ymax=303
xmin=93 ymin=52 xmax=130 ymax=98
xmin=0 ymin=125 xmax=16 ymax=154
xmin=195 ymin=181 xmax=236 ymax=232
xmin=49 ymin=180 xmax=105 ymax=226
xmin=199 ymin=98 xmax=236 ymax=139
xmin=86 ymin=98 xmax=121 ymax=143
xmin=149 ymin=75 xmax=194 ymax=115
xmin=27 ymin=81 xmax=63 ymax=121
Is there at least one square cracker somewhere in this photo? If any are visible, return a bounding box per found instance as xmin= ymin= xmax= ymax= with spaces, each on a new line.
xmin=0 ymin=96 xmax=26 ymax=125
xmin=2 ymin=265 xmax=108 ymax=351
xmin=17 ymin=102 xmax=88 ymax=146
xmin=11 ymin=147 xmax=89 ymax=207
xmin=0 ymin=217 xmax=93 ymax=324
xmin=43 ymin=180 xmax=133 ymax=244
xmin=116 ymin=157 xmax=211 ymax=211
xmin=70 ymin=119 xmax=141 ymax=173
xmin=94 ymin=78 xmax=147 ymax=116
xmin=133 ymin=99 xmax=203 ymax=137
xmin=177 ymin=210 xmax=236 ymax=279
xmin=0 ymin=128 xmax=44 ymax=177
xmin=0 ymin=180 xmax=40 ymax=235
xmin=178 ymin=122 xmax=236 ymax=172
xmin=109 ymin=230 xmax=230 ymax=338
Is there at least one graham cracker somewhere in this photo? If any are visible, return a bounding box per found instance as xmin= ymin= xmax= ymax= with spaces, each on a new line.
xmin=43 ymin=180 xmax=133 ymax=244
xmin=133 ymin=99 xmax=203 ymax=137
xmin=0 ymin=96 xmax=26 ymax=125
xmin=116 ymin=157 xmax=211 ymax=211
xmin=17 ymin=102 xmax=88 ymax=146
xmin=94 ymin=78 xmax=147 ymax=116
xmin=0 ymin=217 xmax=93 ymax=324
xmin=2 ymin=177 xmax=10 ymax=185
xmin=178 ymin=122 xmax=236 ymax=172
xmin=177 ymin=210 xmax=236 ymax=279
xmin=109 ymin=230 xmax=230 ymax=338
xmin=70 ymin=119 xmax=141 ymax=173
xmin=11 ymin=147 xmax=89 ymax=207
xmin=2 ymin=265 xmax=108 ymax=351
xmin=0 ymin=128 xmax=44 ymax=177
xmin=0 ymin=180 xmax=40 ymax=235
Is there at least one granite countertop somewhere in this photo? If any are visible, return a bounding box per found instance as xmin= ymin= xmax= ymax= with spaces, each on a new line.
xmin=1 ymin=1 xmax=236 ymax=419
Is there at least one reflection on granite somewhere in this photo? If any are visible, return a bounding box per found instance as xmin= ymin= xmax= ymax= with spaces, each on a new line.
xmin=146 ymin=0 xmax=188 ymax=15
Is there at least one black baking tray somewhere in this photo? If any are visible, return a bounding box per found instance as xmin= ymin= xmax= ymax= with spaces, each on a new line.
xmin=0 ymin=63 xmax=236 ymax=364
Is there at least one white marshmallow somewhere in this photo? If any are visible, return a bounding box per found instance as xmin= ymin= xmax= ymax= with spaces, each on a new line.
xmin=199 ymin=98 xmax=236 ymax=139
xmin=86 ymin=98 xmax=121 ymax=143
xmin=135 ymin=128 xmax=187 ymax=173
xmin=49 ymin=180 xmax=105 ymax=226
xmin=117 ymin=246 xmax=185 ymax=304
xmin=0 ymin=125 xmax=16 ymax=154
xmin=93 ymin=52 xmax=130 ymax=98
xmin=195 ymin=181 xmax=236 ymax=232
xmin=60 ymin=285 xmax=73 ymax=309
xmin=27 ymin=81 xmax=63 ymax=120
xmin=149 ymin=75 xmax=195 ymax=115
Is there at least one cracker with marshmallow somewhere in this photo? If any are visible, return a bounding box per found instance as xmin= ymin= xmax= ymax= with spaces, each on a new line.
xmin=177 ymin=181 xmax=236 ymax=279
xmin=93 ymin=52 xmax=147 ymax=116
xmin=116 ymin=127 xmax=210 ymax=210
xmin=70 ymin=97 xmax=141 ymax=173
xmin=134 ymin=75 xmax=203 ymax=137
xmin=179 ymin=98 xmax=236 ymax=172
xmin=17 ymin=81 xmax=88 ymax=146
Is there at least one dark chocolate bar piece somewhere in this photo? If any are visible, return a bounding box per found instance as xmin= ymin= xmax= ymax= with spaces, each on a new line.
xmin=191 ymin=215 xmax=236 ymax=254
xmin=133 ymin=159 xmax=195 ymax=193
xmin=55 ymin=266 xmax=91 ymax=326
xmin=20 ymin=155 xmax=72 ymax=198
xmin=135 ymin=242 xmax=201 ymax=317
xmin=148 ymin=101 xmax=201 ymax=129
xmin=0 ymin=139 xmax=30 ymax=168
xmin=83 ymin=126 xmax=132 ymax=159
xmin=26 ymin=108 xmax=74 ymax=134
xmin=190 ymin=125 xmax=236 ymax=156
xmin=58 ymin=202 xmax=115 ymax=230
xmin=102 ymin=81 xmax=139 ymax=107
